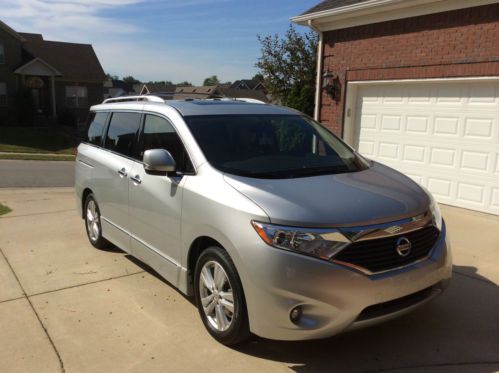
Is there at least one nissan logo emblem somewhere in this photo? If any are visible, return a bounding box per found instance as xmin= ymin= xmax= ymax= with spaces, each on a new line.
xmin=396 ymin=237 xmax=412 ymax=257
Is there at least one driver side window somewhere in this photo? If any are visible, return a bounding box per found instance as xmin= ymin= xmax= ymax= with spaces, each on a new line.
xmin=141 ymin=115 xmax=194 ymax=173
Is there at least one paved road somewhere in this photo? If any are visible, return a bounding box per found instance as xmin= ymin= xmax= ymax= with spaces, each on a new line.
xmin=0 ymin=160 xmax=74 ymax=188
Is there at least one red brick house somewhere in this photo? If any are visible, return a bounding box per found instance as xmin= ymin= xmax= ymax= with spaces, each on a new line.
xmin=293 ymin=0 xmax=499 ymax=215
xmin=0 ymin=20 xmax=105 ymax=125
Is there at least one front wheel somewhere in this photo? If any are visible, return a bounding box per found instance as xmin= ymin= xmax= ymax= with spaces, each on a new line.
xmin=194 ymin=247 xmax=250 ymax=346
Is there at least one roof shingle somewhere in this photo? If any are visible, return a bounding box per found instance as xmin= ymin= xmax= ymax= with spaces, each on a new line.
xmin=301 ymin=0 xmax=369 ymax=15
xmin=20 ymin=36 xmax=105 ymax=82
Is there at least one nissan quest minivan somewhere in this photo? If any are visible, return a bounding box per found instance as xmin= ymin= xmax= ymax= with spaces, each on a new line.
xmin=75 ymin=96 xmax=452 ymax=345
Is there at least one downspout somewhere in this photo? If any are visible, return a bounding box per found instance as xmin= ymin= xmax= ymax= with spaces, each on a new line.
xmin=308 ymin=20 xmax=323 ymax=121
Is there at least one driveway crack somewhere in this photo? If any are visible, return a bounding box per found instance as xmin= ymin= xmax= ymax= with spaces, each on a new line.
xmin=0 ymin=247 xmax=66 ymax=373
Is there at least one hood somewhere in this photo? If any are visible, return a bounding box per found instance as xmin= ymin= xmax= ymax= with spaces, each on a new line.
xmin=223 ymin=162 xmax=429 ymax=228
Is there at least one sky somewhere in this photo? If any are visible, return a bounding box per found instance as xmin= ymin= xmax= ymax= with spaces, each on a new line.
xmin=1 ymin=0 xmax=319 ymax=85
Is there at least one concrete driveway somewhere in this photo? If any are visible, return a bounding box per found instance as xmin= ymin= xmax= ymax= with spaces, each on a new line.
xmin=0 ymin=188 xmax=498 ymax=373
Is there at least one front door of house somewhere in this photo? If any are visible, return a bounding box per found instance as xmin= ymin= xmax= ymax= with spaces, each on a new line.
xmin=26 ymin=77 xmax=45 ymax=114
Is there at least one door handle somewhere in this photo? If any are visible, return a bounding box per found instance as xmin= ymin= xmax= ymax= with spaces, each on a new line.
xmin=118 ymin=168 xmax=127 ymax=177
xmin=130 ymin=175 xmax=142 ymax=184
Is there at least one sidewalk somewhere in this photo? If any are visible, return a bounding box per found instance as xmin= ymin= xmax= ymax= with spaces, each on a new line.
xmin=0 ymin=152 xmax=75 ymax=161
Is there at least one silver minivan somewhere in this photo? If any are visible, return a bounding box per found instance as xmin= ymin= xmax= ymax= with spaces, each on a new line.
xmin=75 ymin=96 xmax=452 ymax=345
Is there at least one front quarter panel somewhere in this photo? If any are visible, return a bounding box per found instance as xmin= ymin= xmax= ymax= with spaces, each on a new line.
xmin=180 ymin=164 xmax=269 ymax=294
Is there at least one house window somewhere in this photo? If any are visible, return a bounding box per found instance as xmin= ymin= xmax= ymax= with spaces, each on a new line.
xmin=0 ymin=82 xmax=7 ymax=106
xmin=65 ymin=86 xmax=88 ymax=108
xmin=0 ymin=45 xmax=5 ymax=64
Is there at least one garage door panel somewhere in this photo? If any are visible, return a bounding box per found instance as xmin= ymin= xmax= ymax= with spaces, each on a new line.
xmin=468 ymin=82 xmax=499 ymax=105
xmin=464 ymin=118 xmax=494 ymax=139
xmin=355 ymin=80 xmax=499 ymax=215
xmin=433 ymin=116 xmax=460 ymax=136
xmin=406 ymin=116 xmax=429 ymax=133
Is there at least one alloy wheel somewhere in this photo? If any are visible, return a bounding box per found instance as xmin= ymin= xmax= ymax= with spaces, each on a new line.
xmin=199 ymin=260 xmax=235 ymax=332
xmin=86 ymin=200 xmax=100 ymax=242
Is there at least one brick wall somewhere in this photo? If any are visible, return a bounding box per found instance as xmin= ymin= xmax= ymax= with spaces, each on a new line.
xmin=320 ymin=3 xmax=499 ymax=136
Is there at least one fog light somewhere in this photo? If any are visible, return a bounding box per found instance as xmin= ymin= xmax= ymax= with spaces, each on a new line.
xmin=290 ymin=306 xmax=302 ymax=323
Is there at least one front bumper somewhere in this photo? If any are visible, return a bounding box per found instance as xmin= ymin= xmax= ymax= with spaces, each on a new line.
xmin=240 ymin=222 xmax=452 ymax=341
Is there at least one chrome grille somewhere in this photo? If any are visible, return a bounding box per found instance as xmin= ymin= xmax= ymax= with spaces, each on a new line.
xmin=332 ymin=226 xmax=440 ymax=274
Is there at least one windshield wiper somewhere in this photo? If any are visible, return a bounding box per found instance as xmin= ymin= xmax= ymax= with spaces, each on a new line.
xmin=287 ymin=166 xmax=351 ymax=178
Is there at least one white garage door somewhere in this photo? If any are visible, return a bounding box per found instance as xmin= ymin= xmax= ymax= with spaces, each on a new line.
xmin=355 ymin=80 xmax=499 ymax=215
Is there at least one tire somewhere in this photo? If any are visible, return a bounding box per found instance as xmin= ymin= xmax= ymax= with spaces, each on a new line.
xmin=84 ymin=193 xmax=110 ymax=250
xmin=194 ymin=246 xmax=250 ymax=346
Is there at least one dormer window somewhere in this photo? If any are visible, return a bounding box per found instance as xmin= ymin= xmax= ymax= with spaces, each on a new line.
xmin=0 ymin=45 xmax=5 ymax=64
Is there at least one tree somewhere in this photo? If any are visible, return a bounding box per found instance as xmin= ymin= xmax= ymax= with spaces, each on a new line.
xmin=256 ymin=25 xmax=317 ymax=115
xmin=203 ymin=75 xmax=220 ymax=86
xmin=122 ymin=75 xmax=140 ymax=84
xmin=105 ymin=73 xmax=119 ymax=80
xmin=176 ymin=81 xmax=192 ymax=86
xmin=252 ymin=73 xmax=264 ymax=83
xmin=146 ymin=80 xmax=173 ymax=86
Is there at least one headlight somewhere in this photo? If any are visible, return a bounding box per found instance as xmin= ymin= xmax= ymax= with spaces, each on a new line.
xmin=422 ymin=186 xmax=443 ymax=231
xmin=251 ymin=221 xmax=350 ymax=261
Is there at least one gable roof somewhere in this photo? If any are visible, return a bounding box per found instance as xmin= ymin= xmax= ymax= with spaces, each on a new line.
xmin=142 ymin=83 xmax=176 ymax=94
xmin=230 ymin=79 xmax=264 ymax=90
xmin=21 ymin=36 xmax=106 ymax=82
xmin=0 ymin=19 xmax=26 ymax=42
xmin=174 ymin=85 xmax=218 ymax=99
xmin=18 ymin=32 xmax=44 ymax=42
xmin=14 ymin=57 xmax=62 ymax=76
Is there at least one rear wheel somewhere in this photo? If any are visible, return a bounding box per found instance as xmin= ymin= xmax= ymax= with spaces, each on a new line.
xmin=194 ymin=247 xmax=250 ymax=346
xmin=84 ymin=194 xmax=109 ymax=250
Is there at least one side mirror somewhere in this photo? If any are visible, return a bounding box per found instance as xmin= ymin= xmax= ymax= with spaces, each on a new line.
xmin=143 ymin=149 xmax=176 ymax=174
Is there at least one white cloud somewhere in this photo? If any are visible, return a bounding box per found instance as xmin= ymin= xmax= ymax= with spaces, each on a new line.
xmin=0 ymin=0 xmax=255 ymax=84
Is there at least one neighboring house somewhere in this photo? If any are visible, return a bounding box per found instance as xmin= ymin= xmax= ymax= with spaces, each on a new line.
xmin=230 ymin=79 xmax=266 ymax=92
xmin=173 ymin=85 xmax=269 ymax=102
xmin=293 ymin=0 xmax=499 ymax=215
xmin=0 ymin=20 xmax=105 ymax=125
xmin=104 ymin=79 xmax=135 ymax=99
xmin=137 ymin=83 xmax=176 ymax=99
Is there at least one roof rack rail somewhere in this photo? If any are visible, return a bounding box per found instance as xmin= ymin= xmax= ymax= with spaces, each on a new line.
xmin=103 ymin=95 xmax=164 ymax=104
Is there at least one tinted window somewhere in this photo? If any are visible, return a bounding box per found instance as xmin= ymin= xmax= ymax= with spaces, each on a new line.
xmin=185 ymin=115 xmax=368 ymax=179
xmin=142 ymin=115 xmax=194 ymax=172
xmin=86 ymin=112 xmax=108 ymax=146
xmin=104 ymin=112 xmax=141 ymax=158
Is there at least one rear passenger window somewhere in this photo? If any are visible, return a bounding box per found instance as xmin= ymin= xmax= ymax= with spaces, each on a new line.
xmin=86 ymin=112 xmax=108 ymax=146
xmin=105 ymin=112 xmax=141 ymax=158
xmin=142 ymin=115 xmax=194 ymax=173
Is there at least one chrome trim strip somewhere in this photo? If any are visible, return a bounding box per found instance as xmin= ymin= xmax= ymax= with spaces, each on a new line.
xmin=331 ymin=212 xmax=439 ymax=276
xmin=101 ymin=216 xmax=128 ymax=234
xmin=338 ymin=212 xmax=432 ymax=242
xmin=130 ymin=234 xmax=180 ymax=268
xmin=102 ymin=216 xmax=180 ymax=268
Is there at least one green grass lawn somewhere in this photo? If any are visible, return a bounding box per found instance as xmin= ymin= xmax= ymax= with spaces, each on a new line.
xmin=0 ymin=126 xmax=76 ymax=154
xmin=0 ymin=203 xmax=12 ymax=216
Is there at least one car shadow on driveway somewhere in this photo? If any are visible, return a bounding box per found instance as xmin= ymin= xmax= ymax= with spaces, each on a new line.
xmin=236 ymin=265 xmax=499 ymax=372
xmin=123 ymin=255 xmax=499 ymax=372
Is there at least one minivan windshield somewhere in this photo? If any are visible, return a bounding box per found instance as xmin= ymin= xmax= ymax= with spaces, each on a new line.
xmin=185 ymin=115 xmax=369 ymax=179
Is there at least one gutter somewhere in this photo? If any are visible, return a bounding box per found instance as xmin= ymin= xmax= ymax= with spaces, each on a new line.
xmin=308 ymin=20 xmax=323 ymax=121
xmin=291 ymin=0 xmax=405 ymax=25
